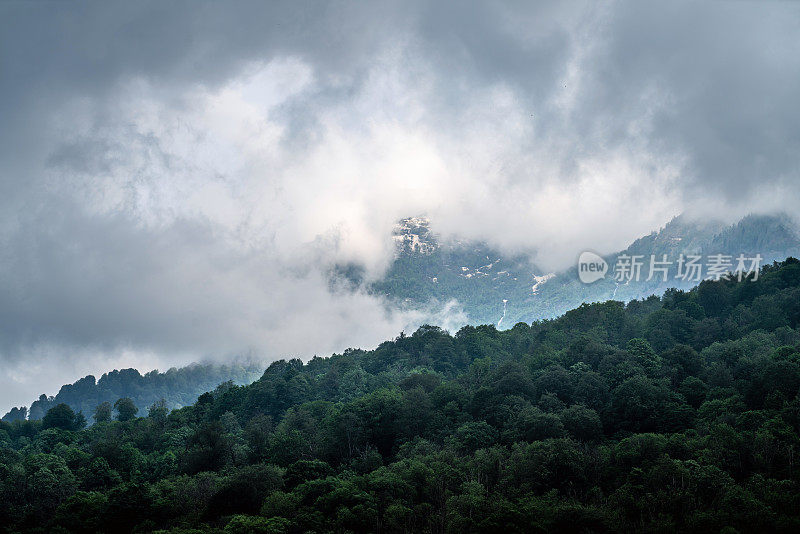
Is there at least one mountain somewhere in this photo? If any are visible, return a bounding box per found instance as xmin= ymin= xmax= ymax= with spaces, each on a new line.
xmin=708 ymin=213 xmax=800 ymax=257
xmin=531 ymin=213 xmax=800 ymax=322
xmin=370 ymin=217 xmax=545 ymax=326
xmin=10 ymin=214 xmax=794 ymax=423
xmin=1 ymin=362 xmax=263 ymax=423
xmin=3 ymin=258 xmax=800 ymax=533
xmin=367 ymin=213 xmax=800 ymax=327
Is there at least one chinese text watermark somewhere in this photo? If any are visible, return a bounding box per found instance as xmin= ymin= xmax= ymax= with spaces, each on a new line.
xmin=578 ymin=253 xmax=762 ymax=284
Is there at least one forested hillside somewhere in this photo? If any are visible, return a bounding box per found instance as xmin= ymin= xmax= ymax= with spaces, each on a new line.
xmin=3 ymin=259 xmax=800 ymax=533
xmin=370 ymin=217 xmax=542 ymax=327
xmin=2 ymin=364 xmax=263 ymax=424
xmin=534 ymin=213 xmax=800 ymax=322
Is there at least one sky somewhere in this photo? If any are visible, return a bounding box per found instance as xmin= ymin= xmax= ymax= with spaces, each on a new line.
xmin=1 ymin=0 xmax=799 ymax=412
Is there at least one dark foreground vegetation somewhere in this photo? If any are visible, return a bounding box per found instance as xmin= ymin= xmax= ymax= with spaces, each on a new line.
xmin=3 ymin=259 xmax=800 ymax=533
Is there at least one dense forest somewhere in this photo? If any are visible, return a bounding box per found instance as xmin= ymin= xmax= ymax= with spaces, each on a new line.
xmin=3 ymin=259 xmax=800 ymax=533
xmin=2 ymin=364 xmax=263 ymax=423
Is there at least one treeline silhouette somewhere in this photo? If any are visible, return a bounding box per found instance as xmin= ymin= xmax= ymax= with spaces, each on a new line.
xmin=3 ymin=259 xmax=800 ymax=532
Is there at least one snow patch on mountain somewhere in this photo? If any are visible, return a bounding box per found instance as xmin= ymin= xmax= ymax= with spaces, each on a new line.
xmin=392 ymin=217 xmax=438 ymax=255
xmin=531 ymin=273 xmax=555 ymax=294
xmin=497 ymin=299 xmax=508 ymax=328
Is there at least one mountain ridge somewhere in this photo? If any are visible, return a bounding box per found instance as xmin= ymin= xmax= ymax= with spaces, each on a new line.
xmin=366 ymin=212 xmax=800 ymax=327
xmin=4 ymin=257 xmax=800 ymax=532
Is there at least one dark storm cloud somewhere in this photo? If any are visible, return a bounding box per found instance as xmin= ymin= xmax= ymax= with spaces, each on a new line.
xmin=409 ymin=1 xmax=800 ymax=200
xmin=0 ymin=0 xmax=798 ymax=410
xmin=0 ymin=1 xmax=405 ymax=179
xmin=4 ymin=1 xmax=797 ymax=197
xmin=597 ymin=2 xmax=800 ymax=201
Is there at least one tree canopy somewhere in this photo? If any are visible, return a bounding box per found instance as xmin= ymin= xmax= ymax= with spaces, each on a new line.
xmin=3 ymin=259 xmax=800 ymax=532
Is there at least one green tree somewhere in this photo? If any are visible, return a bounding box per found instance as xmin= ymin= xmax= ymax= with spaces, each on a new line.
xmin=114 ymin=398 xmax=138 ymax=422
xmin=508 ymin=406 xmax=564 ymax=442
xmin=225 ymin=515 xmax=291 ymax=534
xmin=147 ymin=398 xmax=168 ymax=425
xmin=561 ymin=404 xmax=603 ymax=441
xmin=2 ymin=406 xmax=27 ymax=422
xmin=42 ymin=403 xmax=85 ymax=431
xmin=94 ymin=401 xmax=112 ymax=423
xmin=455 ymin=421 xmax=497 ymax=453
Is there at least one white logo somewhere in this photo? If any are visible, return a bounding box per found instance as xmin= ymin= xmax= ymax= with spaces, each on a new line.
xmin=576 ymin=251 xmax=762 ymax=284
xmin=578 ymin=251 xmax=608 ymax=283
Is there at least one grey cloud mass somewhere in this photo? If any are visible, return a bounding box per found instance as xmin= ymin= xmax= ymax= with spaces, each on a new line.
xmin=1 ymin=0 xmax=798 ymax=411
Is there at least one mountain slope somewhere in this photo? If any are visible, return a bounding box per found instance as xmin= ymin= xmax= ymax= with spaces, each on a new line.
xmin=532 ymin=213 xmax=800 ymax=323
xmin=3 ymin=258 xmax=800 ymax=532
xmin=8 ymin=214 xmax=796 ymax=422
xmin=369 ymin=213 xmax=800 ymax=327
xmin=371 ymin=217 xmax=545 ymax=326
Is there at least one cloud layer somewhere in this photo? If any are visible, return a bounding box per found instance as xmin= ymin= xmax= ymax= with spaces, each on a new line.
xmin=1 ymin=0 xmax=798 ymax=410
